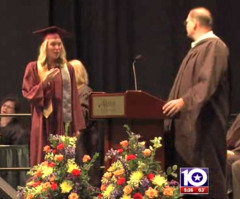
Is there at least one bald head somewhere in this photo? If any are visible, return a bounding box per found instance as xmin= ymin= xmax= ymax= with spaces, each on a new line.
xmin=189 ymin=7 xmax=213 ymax=28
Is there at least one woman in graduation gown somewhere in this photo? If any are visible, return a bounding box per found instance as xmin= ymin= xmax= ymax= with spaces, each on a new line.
xmin=22 ymin=26 xmax=85 ymax=166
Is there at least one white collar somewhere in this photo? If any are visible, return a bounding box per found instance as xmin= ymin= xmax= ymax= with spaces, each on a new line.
xmin=191 ymin=31 xmax=218 ymax=48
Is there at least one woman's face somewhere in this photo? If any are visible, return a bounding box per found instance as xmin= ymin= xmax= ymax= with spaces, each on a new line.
xmin=47 ymin=38 xmax=62 ymax=61
xmin=1 ymin=100 xmax=15 ymax=114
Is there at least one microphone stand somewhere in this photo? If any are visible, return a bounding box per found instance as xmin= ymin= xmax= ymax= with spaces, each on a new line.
xmin=132 ymin=59 xmax=138 ymax=91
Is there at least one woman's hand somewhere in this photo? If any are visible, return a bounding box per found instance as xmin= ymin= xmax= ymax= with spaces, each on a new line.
xmin=76 ymin=130 xmax=81 ymax=139
xmin=227 ymin=150 xmax=235 ymax=157
xmin=43 ymin=68 xmax=60 ymax=88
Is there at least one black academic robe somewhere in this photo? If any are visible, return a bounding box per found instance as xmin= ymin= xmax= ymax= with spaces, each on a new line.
xmin=75 ymin=84 xmax=99 ymax=159
xmin=0 ymin=119 xmax=29 ymax=145
xmin=75 ymin=85 xmax=102 ymax=186
xmin=227 ymin=114 xmax=240 ymax=152
xmin=166 ymin=38 xmax=230 ymax=199
xmin=226 ymin=114 xmax=240 ymax=198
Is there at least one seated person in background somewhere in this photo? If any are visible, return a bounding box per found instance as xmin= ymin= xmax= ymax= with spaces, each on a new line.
xmin=0 ymin=96 xmax=29 ymax=145
xmin=227 ymin=113 xmax=240 ymax=199
xmin=70 ymin=59 xmax=102 ymax=186
xmin=0 ymin=96 xmax=30 ymax=189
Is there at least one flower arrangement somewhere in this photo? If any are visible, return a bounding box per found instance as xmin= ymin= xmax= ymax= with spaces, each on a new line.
xmin=98 ymin=125 xmax=181 ymax=199
xmin=18 ymin=134 xmax=99 ymax=199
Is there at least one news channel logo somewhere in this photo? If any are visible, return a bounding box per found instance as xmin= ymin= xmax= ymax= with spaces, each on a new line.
xmin=180 ymin=167 xmax=209 ymax=194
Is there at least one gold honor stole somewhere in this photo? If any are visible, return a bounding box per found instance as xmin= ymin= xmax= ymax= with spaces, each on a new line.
xmin=37 ymin=61 xmax=53 ymax=118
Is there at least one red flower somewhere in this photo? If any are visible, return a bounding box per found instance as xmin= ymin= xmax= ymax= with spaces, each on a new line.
xmin=117 ymin=177 xmax=126 ymax=185
xmin=98 ymin=194 xmax=103 ymax=198
xmin=147 ymin=173 xmax=155 ymax=180
xmin=133 ymin=192 xmax=143 ymax=199
xmin=57 ymin=143 xmax=65 ymax=150
xmin=51 ymin=182 xmax=58 ymax=191
xmin=72 ymin=169 xmax=81 ymax=177
xmin=52 ymin=149 xmax=57 ymax=154
xmin=117 ymin=148 xmax=124 ymax=154
xmin=33 ymin=181 xmax=41 ymax=187
xmin=48 ymin=162 xmax=55 ymax=167
xmin=127 ymin=154 xmax=137 ymax=161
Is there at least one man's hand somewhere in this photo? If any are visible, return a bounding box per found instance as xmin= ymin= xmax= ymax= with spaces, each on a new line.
xmin=163 ymin=98 xmax=184 ymax=117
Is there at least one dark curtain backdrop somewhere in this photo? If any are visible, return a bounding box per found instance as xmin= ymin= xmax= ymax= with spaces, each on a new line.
xmin=0 ymin=0 xmax=49 ymax=112
xmin=0 ymin=0 xmax=239 ymax=113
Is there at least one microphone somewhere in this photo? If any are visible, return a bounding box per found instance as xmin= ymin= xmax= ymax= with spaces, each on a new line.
xmin=132 ymin=54 xmax=142 ymax=91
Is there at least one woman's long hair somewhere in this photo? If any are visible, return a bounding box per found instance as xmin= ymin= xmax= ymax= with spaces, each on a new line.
xmin=70 ymin=59 xmax=89 ymax=89
xmin=37 ymin=39 xmax=67 ymax=68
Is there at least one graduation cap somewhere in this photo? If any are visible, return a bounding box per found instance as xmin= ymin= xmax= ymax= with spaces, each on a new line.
xmin=32 ymin=26 xmax=68 ymax=40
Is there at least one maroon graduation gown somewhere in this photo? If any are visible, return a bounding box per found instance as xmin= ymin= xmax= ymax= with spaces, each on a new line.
xmin=22 ymin=61 xmax=85 ymax=166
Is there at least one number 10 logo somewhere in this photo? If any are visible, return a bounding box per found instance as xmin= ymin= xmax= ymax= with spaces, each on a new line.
xmin=180 ymin=168 xmax=209 ymax=194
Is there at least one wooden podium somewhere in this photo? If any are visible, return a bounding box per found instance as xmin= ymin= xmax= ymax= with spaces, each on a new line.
xmin=89 ymin=90 xmax=167 ymax=169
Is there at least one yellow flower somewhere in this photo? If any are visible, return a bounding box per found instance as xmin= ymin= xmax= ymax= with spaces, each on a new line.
xmin=103 ymin=172 xmax=112 ymax=179
xmin=138 ymin=141 xmax=146 ymax=147
xmin=61 ymin=136 xmax=77 ymax=147
xmin=145 ymin=187 xmax=159 ymax=198
xmin=41 ymin=165 xmax=53 ymax=178
xmin=151 ymin=137 xmax=162 ymax=149
xmin=129 ymin=171 xmax=143 ymax=186
xmin=26 ymin=180 xmax=34 ymax=187
xmin=152 ymin=175 xmax=167 ymax=187
xmin=120 ymin=195 xmax=132 ymax=199
xmin=67 ymin=159 xmax=79 ymax=173
xmin=60 ymin=136 xmax=66 ymax=142
xmin=108 ymin=161 xmax=123 ymax=172
xmin=101 ymin=177 xmax=110 ymax=184
xmin=130 ymin=171 xmax=143 ymax=181
xmin=35 ymin=184 xmax=43 ymax=194
xmin=60 ymin=180 xmax=73 ymax=193
xmin=137 ymin=161 xmax=146 ymax=170
xmin=103 ymin=184 xmax=114 ymax=198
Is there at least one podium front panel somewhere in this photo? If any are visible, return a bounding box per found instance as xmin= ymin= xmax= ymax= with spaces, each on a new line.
xmin=91 ymin=95 xmax=125 ymax=118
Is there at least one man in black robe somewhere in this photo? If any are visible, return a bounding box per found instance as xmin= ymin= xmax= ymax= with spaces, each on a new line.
xmin=163 ymin=7 xmax=230 ymax=199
